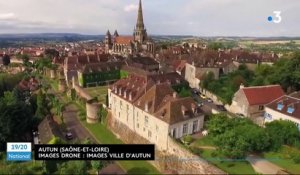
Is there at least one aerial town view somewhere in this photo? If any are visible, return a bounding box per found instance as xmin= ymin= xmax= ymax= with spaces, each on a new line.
xmin=0 ymin=0 xmax=300 ymax=174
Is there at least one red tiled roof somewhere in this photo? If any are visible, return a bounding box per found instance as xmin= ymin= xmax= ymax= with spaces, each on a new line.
xmin=242 ymin=85 xmax=285 ymax=105
xmin=115 ymin=36 xmax=134 ymax=45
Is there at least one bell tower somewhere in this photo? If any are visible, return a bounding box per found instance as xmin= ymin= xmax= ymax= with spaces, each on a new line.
xmin=134 ymin=0 xmax=147 ymax=43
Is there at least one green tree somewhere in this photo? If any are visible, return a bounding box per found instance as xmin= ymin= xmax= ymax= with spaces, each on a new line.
xmin=265 ymin=120 xmax=300 ymax=150
xmin=58 ymin=161 xmax=87 ymax=175
xmin=0 ymin=91 xmax=33 ymax=151
xmin=35 ymin=90 xmax=49 ymax=120
xmin=201 ymin=71 xmax=215 ymax=89
xmin=207 ymin=114 xmax=232 ymax=136
xmin=208 ymin=42 xmax=225 ymax=50
xmin=2 ymin=54 xmax=11 ymax=66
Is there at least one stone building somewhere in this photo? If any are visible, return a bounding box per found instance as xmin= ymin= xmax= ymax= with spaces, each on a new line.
xmin=184 ymin=50 xmax=236 ymax=89
xmin=229 ymin=84 xmax=285 ymax=119
xmin=77 ymin=62 xmax=124 ymax=87
xmin=105 ymin=0 xmax=155 ymax=56
xmin=108 ymin=75 xmax=204 ymax=151
xmin=63 ymin=54 xmax=110 ymax=84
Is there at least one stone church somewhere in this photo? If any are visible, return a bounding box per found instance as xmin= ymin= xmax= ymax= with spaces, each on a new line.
xmin=104 ymin=0 xmax=155 ymax=56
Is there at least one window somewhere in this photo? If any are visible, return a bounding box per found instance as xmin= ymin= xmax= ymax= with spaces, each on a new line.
xmin=183 ymin=123 xmax=188 ymax=135
xmin=192 ymin=120 xmax=198 ymax=133
xmin=120 ymin=101 xmax=123 ymax=110
xmin=145 ymin=116 xmax=149 ymax=127
xmin=137 ymin=123 xmax=139 ymax=128
xmin=118 ymin=112 xmax=120 ymax=118
xmin=156 ymin=125 xmax=159 ymax=132
xmin=148 ymin=131 xmax=152 ymax=138
xmin=259 ymin=105 xmax=264 ymax=111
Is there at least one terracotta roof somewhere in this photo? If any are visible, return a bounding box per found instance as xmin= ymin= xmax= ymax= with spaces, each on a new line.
xmin=155 ymin=97 xmax=203 ymax=125
xmin=266 ymin=95 xmax=300 ymax=120
xmin=172 ymin=60 xmax=187 ymax=72
xmin=134 ymin=83 xmax=175 ymax=113
xmin=110 ymin=75 xmax=147 ymax=103
xmin=242 ymin=85 xmax=285 ymax=105
xmin=131 ymin=57 xmax=159 ymax=66
xmin=115 ymin=36 xmax=134 ymax=45
xmin=147 ymin=72 xmax=187 ymax=86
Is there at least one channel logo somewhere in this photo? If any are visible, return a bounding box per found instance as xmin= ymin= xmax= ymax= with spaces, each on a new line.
xmin=268 ymin=11 xmax=282 ymax=23
xmin=6 ymin=142 xmax=32 ymax=161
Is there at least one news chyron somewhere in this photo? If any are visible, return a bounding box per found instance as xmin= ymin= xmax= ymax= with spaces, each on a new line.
xmin=6 ymin=142 xmax=155 ymax=161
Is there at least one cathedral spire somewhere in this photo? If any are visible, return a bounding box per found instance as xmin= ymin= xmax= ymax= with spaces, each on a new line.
xmin=136 ymin=0 xmax=145 ymax=30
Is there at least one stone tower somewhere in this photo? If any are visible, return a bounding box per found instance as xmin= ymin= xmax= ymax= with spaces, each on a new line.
xmin=133 ymin=0 xmax=147 ymax=43
xmin=113 ymin=30 xmax=119 ymax=38
xmin=105 ymin=30 xmax=112 ymax=53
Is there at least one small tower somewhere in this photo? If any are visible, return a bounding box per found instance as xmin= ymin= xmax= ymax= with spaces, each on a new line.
xmin=133 ymin=0 xmax=147 ymax=43
xmin=113 ymin=30 xmax=119 ymax=38
xmin=104 ymin=30 xmax=112 ymax=53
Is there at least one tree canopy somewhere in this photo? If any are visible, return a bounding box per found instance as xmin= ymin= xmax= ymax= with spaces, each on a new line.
xmin=207 ymin=114 xmax=300 ymax=158
xmin=2 ymin=54 xmax=11 ymax=66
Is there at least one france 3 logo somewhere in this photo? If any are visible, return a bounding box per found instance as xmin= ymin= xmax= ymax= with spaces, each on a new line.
xmin=6 ymin=142 xmax=32 ymax=161
xmin=268 ymin=11 xmax=282 ymax=23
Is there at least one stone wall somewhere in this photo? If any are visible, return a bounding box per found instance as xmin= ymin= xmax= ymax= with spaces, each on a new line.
xmin=107 ymin=114 xmax=225 ymax=175
xmin=86 ymin=102 xmax=100 ymax=124
xmin=201 ymin=89 xmax=224 ymax=105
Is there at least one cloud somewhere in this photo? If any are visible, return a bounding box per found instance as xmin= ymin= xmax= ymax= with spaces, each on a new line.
xmin=0 ymin=13 xmax=16 ymax=20
xmin=124 ymin=4 xmax=138 ymax=12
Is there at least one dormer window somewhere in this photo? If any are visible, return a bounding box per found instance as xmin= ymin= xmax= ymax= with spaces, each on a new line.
xmin=161 ymin=109 xmax=167 ymax=118
xmin=181 ymin=106 xmax=189 ymax=117
xmin=287 ymin=106 xmax=295 ymax=114
xmin=277 ymin=103 xmax=284 ymax=111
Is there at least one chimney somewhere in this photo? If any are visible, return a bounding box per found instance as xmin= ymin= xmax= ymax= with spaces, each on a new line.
xmin=124 ymin=90 xmax=127 ymax=98
xmin=114 ymin=86 xmax=117 ymax=93
xmin=129 ymin=92 xmax=132 ymax=101
xmin=145 ymin=101 xmax=149 ymax=112
xmin=181 ymin=106 xmax=187 ymax=116
xmin=173 ymin=92 xmax=177 ymax=98
xmin=240 ymin=83 xmax=245 ymax=89
xmin=119 ymin=88 xmax=122 ymax=95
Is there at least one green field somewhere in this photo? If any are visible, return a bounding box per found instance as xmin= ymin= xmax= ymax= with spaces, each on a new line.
xmin=85 ymin=86 xmax=108 ymax=104
xmin=83 ymin=122 xmax=161 ymax=174
xmin=264 ymin=146 xmax=300 ymax=174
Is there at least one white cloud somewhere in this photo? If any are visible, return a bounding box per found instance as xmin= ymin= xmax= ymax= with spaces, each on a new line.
xmin=124 ymin=4 xmax=138 ymax=12
xmin=0 ymin=13 xmax=16 ymax=20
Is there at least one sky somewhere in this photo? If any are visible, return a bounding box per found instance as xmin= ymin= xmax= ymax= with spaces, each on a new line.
xmin=0 ymin=0 xmax=299 ymax=37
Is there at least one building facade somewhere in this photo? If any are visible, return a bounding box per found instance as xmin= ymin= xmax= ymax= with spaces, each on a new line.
xmin=108 ymin=75 xmax=204 ymax=151
xmin=229 ymin=84 xmax=285 ymax=119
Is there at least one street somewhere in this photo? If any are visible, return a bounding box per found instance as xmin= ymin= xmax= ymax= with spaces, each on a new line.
xmin=63 ymin=103 xmax=97 ymax=143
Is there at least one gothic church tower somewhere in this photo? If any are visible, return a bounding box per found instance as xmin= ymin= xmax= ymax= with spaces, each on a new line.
xmin=133 ymin=0 xmax=147 ymax=43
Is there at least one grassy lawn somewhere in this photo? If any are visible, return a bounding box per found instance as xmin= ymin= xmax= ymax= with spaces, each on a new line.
xmin=85 ymin=86 xmax=108 ymax=104
xmin=83 ymin=122 xmax=160 ymax=174
xmin=200 ymin=149 xmax=256 ymax=175
xmin=192 ymin=135 xmax=214 ymax=147
xmin=191 ymin=136 xmax=256 ymax=175
xmin=263 ymin=146 xmax=300 ymax=174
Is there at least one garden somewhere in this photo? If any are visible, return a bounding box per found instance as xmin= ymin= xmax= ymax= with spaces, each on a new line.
xmin=179 ymin=114 xmax=300 ymax=174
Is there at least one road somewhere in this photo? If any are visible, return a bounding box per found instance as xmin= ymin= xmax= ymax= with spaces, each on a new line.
xmin=191 ymin=92 xmax=220 ymax=115
xmin=63 ymin=103 xmax=97 ymax=143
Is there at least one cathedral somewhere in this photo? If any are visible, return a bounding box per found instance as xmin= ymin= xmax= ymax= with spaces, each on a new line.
xmin=104 ymin=0 xmax=155 ymax=55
